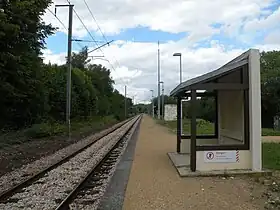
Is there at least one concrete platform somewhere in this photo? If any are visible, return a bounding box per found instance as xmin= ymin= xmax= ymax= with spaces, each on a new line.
xmin=167 ymin=152 xmax=272 ymax=177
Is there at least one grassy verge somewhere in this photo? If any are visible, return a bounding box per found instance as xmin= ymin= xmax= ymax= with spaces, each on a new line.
xmin=157 ymin=119 xmax=215 ymax=135
xmin=0 ymin=116 xmax=118 ymax=149
xmin=158 ymin=119 xmax=280 ymax=136
xmin=262 ymin=128 xmax=280 ymax=136
xmin=158 ymin=119 xmax=280 ymax=170
xmin=262 ymin=143 xmax=280 ymax=170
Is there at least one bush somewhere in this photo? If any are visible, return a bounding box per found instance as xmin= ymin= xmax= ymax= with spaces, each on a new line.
xmin=196 ymin=119 xmax=209 ymax=127
xmin=25 ymin=123 xmax=53 ymax=138
xmin=262 ymin=128 xmax=280 ymax=136
xmin=23 ymin=116 xmax=120 ymax=140
xmin=263 ymin=143 xmax=280 ymax=169
xmin=103 ymin=115 xmax=117 ymax=124
xmin=24 ymin=123 xmax=66 ymax=138
xmin=51 ymin=123 xmax=66 ymax=135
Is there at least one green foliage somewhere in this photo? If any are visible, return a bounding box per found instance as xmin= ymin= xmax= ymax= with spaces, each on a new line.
xmin=71 ymin=47 xmax=91 ymax=69
xmin=181 ymin=97 xmax=216 ymax=122
xmin=151 ymin=95 xmax=176 ymax=116
xmin=262 ymin=143 xmax=280 ymax=170
xmin=1 ymin=116 xmax=118 ymax=146
xmin=152 ymin=94 xmax=216 ymax=122
xmin=24 ymin=123 xmax=62 ymax=138
xmin=0 ymin=1 xmax=133 ymax=143
xmin=38 ymin=56 xmax=131 ymax=123
xmin=25 ymin=123 xmax=51 ymax=138
xmin=158 ymin=119 xmax=215 ymax=135
xmin=261 ymin=51 xmax=280 ymax=128
xmin=0 ymin=0 xmax=54 ymax=129
xmin=262 ymin=128 xmax=280 ymax=136
xmin=133 ymin=103 xmax=149 ymax=114
xmin=160 ymin=119 xmax=280 ymax=137
xmin=1 ymin=43 xmax=131 ymax=132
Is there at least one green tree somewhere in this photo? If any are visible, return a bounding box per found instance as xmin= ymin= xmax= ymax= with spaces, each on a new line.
xmin=0 ymin=0 xmax=54 ymax=129
xmin=260 ymin=51 xmax=280 ymax=127
xmin=152 ymin=95 xmax=176 ymax=116
xmin=71 ymin=46 xmax=90 ymax=69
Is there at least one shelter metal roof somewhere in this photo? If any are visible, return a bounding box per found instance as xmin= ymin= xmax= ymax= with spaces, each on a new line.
xmin=170 ymin=49 xmax=257 ymax=97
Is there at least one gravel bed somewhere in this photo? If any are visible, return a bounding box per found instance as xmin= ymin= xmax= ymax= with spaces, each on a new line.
xmin=69 ymin=119 xmax=140 ymax=210
xmin=0 ymin=119 xmax=129 ymax=195
xmin=0 ymin=119 xmax=137 ymax=210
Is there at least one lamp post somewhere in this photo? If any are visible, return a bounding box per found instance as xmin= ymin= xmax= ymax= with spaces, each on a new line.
xmin=173 ymin=52 xmax=183 ymax=137
xmin=173 ymin=53 xmax=182 ymax=83
xmin=150 ymin=90 xmax=154 ymax=118
xmin=160 ymin=81 xmax=164 ymax=120
xmin=157 ymin=42 xmax=161 ymax=120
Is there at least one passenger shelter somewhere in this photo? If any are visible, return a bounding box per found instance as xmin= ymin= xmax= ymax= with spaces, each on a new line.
xmin=169 ymin=49 xmax=262 ymax=173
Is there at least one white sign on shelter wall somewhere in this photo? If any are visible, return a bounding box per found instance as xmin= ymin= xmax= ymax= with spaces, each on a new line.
xmin=204 ymin=151 xmax=239 ymax=163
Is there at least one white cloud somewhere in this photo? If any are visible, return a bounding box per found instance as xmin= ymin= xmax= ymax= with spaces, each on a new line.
xmin=43 ymin=40 xmax=267 ymax=103
xmin=110 ymin=67 xmax=142 ymax=80
xmin=42 ymin=49 xmax=66 ymax=65
xmin=43 ymin=37 xmax=280 ymax=103
xmin=42 ymin=0 xmax=280 ymax=103
xmin=243 ymin=5 xmax=280 ymax=33
xmin=43 ymin=0 xmax=275 ymax=40
xmin=264 ymin=30 xmax=280 ymax=45
xmin=255 ymin=44 xmax=280 ymax=52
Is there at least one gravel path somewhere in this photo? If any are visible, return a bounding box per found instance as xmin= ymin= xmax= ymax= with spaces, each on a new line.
xmin=0 ymin=118 xmax=137 ymax=210
xmin=0 ymin=120 xmax=127 ymax=195
xmin=123 ymin=115 xmax=267 ymax=210
xmin=262 ymin=136 xmax=280 ymax=143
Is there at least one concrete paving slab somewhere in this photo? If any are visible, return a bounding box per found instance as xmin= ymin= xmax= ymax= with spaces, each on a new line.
xmin=167 ymin=152 xmax=272 ymax=177
xmin=178 ymin=168 xmax=272 ymax=177
xmin=167 ymin=152 xmax=190 ymax=167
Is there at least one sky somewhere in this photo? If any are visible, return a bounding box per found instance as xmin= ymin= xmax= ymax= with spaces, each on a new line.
xmin=42 ymin=0 xmax=280 ymax=104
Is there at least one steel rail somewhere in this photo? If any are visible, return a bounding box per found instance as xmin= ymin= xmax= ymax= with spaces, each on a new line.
xmin=0 ymin=116 xmax=137 ymax=202
xmin=55 ymin=115 xmax=142 ymax=210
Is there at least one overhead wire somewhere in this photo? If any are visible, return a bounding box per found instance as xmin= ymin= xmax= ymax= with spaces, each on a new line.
xmin=46 ymin=7 xmax=84 ymax=50
xmin=83 ymin=0 xmax=108 ymax=43
xmin=66 ymin=0 xmax=103 ymax=54
xmin=47 ymin=8 xmax=67 ymax=31
xmin=82 ymin=0 xmax=124 ymax=75
xmin=66 ymin=0 xmax=128 ymax=86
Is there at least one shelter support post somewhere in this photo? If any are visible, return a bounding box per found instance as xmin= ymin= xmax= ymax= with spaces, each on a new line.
xmin=190 ymin=90 xmax=197 ymax=172
xmin=249 ymin=50 xmax=262 ymax=171
xmin=214 ymin=91 xmax=219 ymax=138
xmin=242 ymin=65 xmax=250 ymax=151
xmin=177 ymin=97 xmax=182 ymax=153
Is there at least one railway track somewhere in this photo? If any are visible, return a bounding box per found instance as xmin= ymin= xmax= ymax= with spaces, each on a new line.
xmin=0 ymin=115 xmax=142 ymax=210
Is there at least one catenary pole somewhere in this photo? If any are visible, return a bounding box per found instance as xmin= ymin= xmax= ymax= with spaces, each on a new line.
xmin=157 ymin=41 xmax=161 ymax=119
xmin=125 ymin=85 xmax=127 ymax=118
xmin=55 ymin=4 xmax=74 ymax=139
xmin=162 ymin=82 xmax=164 ymax=120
